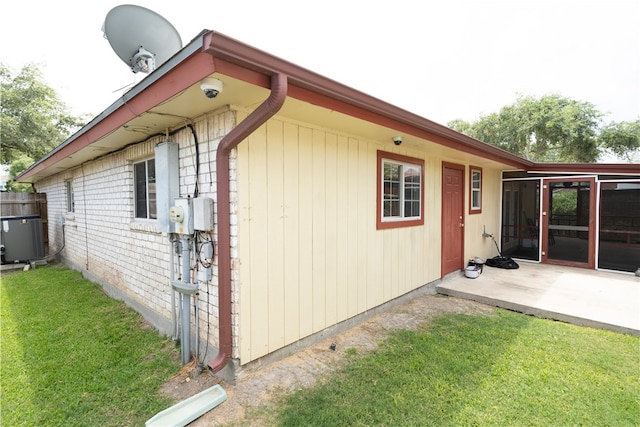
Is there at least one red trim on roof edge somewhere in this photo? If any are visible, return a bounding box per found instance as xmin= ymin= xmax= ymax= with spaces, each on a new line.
xmin=20 ymin=52 xmax=217 ymax=181
xmin=528 ymin=163 xmax=639 ymax=175
xmin=22 ymin=30 xmax=637 ymax=182
xmin=203 ymin=31 xmax=532 ymax=170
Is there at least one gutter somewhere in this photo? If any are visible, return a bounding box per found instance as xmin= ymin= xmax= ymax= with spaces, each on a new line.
xmin=199 ymin=31 xmax=532 ymax=170
xmin=207 ymin=72 xmax=288 ymax=374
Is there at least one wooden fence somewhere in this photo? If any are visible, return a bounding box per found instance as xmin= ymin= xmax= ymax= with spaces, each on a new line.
xmin=1 ymin=192 xmax=49 ymax=247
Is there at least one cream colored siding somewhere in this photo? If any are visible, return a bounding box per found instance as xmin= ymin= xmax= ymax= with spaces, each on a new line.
xmin=283 ymin=122 xmax=301 ymax=343
xmin=237 ymin=117 xmax=443 ymax=362
xmin=464 ymin=167 xmax=503 ymax=261
xmin=32 ymin=94 xmax=512 ymax=375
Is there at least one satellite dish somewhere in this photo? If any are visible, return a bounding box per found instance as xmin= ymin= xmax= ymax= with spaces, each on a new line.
xmin=102 ymin=5 xmax=182 ymax=73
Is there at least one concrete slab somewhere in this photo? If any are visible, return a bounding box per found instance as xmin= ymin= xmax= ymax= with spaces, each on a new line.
xmin=437 ymin=262 xmax=640 ymax=336
xmin=1 ymin=260 xmax=48 ymax=273
xmin=1 ymin=262 xmax=30 ymax=273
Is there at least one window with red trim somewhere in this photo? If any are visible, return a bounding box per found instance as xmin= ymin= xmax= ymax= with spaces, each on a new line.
xmin=469 ymin=166 xmax=482 ymax=214
xmin=377 ymin=151 xmax=424 ymax=229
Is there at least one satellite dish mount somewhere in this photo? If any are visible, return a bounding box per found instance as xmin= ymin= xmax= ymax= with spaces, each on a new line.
xmin=103 ymin=5 xmax=182 ymax=74
xmin=132 ymin=46 xmax=155 ymax=73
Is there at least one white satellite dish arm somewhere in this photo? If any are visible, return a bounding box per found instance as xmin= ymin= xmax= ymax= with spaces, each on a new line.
xmin=132 ymin=46 xmax=156 ymax=73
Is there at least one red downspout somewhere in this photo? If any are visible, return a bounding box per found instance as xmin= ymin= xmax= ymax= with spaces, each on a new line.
xmin=208 ymin=73 xmax=288 ymax=374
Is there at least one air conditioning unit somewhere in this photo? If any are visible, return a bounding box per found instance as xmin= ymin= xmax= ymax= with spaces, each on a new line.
xmin=1 ymin=215 xmax=45 ymax=264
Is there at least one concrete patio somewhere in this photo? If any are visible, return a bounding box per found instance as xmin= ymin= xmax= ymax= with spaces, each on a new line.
xmin=437 ymin=261 xmax=640 ymax=336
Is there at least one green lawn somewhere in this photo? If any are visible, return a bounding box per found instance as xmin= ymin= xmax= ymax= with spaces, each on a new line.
xmin=273 ymin=311 xmax=640 ymax=426
xmin=1 ymin=264 xmax=181 ymax=427
xmin=2 ymin=264 xmax=639 ymax=426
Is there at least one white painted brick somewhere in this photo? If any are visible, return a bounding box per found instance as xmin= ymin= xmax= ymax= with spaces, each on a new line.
xmin=36 ymin=110 xmax=237 ymax=355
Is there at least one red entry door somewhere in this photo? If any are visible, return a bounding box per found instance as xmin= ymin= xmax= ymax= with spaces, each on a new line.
xmin=442 ymin=163 xmax=465 ymax=276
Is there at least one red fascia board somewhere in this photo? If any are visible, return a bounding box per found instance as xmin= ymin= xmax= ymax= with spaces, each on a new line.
xmin=529 ymin=163 xmax=640 ymax=175
xmin=203 ymin=31 xmax=530 ymax=169
xmin=287 ymin=85 xmax=529 ymax=169
xmin=21 ymin=52 xmax=217 ymax=180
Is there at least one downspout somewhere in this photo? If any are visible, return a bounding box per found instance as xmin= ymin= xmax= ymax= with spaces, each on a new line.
xmin=208 ymin=73 xmax=288 ymax=373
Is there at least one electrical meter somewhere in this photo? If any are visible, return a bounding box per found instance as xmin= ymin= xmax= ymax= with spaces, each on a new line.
xmin=170 ymin=198 xmax=193 ymax=234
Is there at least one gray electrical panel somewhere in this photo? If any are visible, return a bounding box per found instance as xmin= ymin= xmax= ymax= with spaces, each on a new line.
xmin=155 ymin=141 xmax=180 ymax=233
xmin=1 ymin=215 xmax=45 ymax=264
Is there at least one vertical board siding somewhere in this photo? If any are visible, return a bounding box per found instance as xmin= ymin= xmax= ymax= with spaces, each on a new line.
xmin=297 ymin=127 xmax=314 ymax=339
xmin=346 ymin=138 xmax=360 ymax=318
xmin=246 ymin=124 xmax=269 ymax=357
xmin=311 ymin=129 xmax=327 ymax=332
xmin=266 ymin=121 xmax=285 ymax=350
xmin=324 ymin=133 xmax=338 ymax=327
xmin=237 ymin=118 xmax=445 ymax=363
xmin=356 ymin=142 xmax=370 ymax=314
xmin=237 ymin=128 xmax=252 ymax=358
xmin=282 ymin=122 xmax=301 ymax=344
xmin=464 ymin=167 xmax=503 ymax=260
xmin=335 ymin=134 xmax=350 ymax=322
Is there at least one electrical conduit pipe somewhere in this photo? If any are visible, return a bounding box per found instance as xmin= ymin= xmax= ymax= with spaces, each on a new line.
xmin=208 ymin=73 xmax=288 ymax=374
xmin=180 ymin=235 xmax=192 ymax=364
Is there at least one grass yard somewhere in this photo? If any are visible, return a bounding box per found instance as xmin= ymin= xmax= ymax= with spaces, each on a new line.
xmin=273 ymin=310 xmax=640 ymax=426
xmin=1 ymin=264 xmax=181 ymax=426
xmin=2 ymin=263 xmax=639 ymax=426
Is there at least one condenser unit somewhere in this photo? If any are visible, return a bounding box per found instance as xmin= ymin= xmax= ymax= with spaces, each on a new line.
xmin=0 ymin=215 xmax=45 ymax=264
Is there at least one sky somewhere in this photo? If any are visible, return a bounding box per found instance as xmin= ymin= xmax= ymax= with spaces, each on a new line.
xmin=1 ymin=0 xmax=639 ymax=128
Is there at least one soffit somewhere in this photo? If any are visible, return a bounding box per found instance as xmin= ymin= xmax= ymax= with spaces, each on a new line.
xmin=28 ymin=70 xmax=517 ymax=183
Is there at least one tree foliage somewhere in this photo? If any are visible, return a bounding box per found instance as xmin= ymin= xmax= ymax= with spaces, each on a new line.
xmin=4 ymin=155 xmax=34 ymax=192
xmin=599 ymin=120 xmax=640 ymax=162
xmin=448 ymin=94 xmax=639 ymax=163
xmin=1 ymin=63 xmax=85 ymax=166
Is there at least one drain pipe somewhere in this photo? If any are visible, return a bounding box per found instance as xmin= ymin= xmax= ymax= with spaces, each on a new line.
xmin=169 ymin=236 xmax=178 ymax=341
xmin=208 ymin=73 xmax=287 ymax=374
xmin=180 ymin=235 xmax=192 ymax=364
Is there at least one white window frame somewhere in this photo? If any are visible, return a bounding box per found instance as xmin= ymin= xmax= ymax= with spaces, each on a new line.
xmin=377 ymin=151 xmax=424 ymax=229
xmin=65 ymin=180 xmax=75 ymax=213
xmin=134 ymin=158 xmax=157 ymax=220
xmin=469 ymin=166 xmax=482 ymax=214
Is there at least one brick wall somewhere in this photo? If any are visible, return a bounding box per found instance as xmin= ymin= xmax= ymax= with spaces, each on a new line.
xmin=36 ymin=108 xmax=238 ymax=364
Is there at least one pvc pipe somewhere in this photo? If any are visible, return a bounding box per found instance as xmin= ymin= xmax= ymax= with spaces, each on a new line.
xmin=169 ymin=235 xmax=178 ymax=341
xmin=180 ymin=235 xmax=191 ymax=364
xmin=194 ymin=293 xmax=199 ymax=362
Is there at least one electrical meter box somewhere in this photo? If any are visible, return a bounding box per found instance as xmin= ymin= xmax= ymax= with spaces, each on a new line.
xmin=193 ymin=197 xmax=214 ymax=231
xmin=1 ymin=215 xmax=45 ymax=264
xmin=170 ymin=198 xmax=193 ymax=235
xmin=155 ymin=142 xmax=179 ymax=233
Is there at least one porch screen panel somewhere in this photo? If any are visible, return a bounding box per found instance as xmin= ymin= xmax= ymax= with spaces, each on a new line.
xmin=598 ymin=182 xmax=640 ymax=273
xmin=501 ymin=180 xmax=540 ymax=261
xmin=547 ymin=181 xmax=591 ymax=264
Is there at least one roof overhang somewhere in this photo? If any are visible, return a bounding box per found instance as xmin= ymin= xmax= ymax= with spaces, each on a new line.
xmin=18 ymin=30 xmax=636 ymax=184
xmin=526 ymin=163 xmax=639 ymax=175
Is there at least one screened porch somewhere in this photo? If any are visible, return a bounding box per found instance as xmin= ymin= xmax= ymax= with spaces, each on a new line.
xmin=500 ymin=172 xmax=639 ymax=273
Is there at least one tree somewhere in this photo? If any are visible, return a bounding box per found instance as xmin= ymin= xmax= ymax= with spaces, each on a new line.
xmin=599 ymin=120 xmax=640 ymax=163
xmin=4 ymin=155 xmax=34 ymax=192
xmin=1 ymin=63 xmax=86 ymax=185
xmin=448 ymin=94 xmax=636 ymax=163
